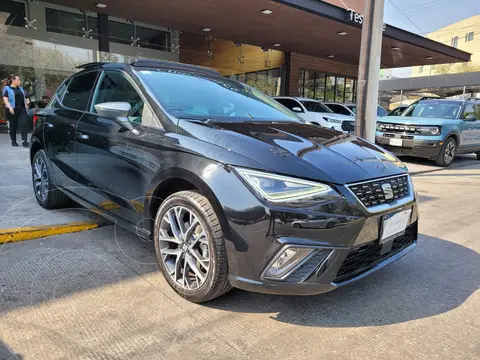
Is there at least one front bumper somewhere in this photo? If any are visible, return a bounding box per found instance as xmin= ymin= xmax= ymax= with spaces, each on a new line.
xmin=376 ymin=132 xmax=443 ymax=160
xmin=215 ymin=168 xmax=419 ymax=296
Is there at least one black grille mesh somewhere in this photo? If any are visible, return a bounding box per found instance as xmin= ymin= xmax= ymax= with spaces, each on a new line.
xmin=349 ymin=175 xmax=410 ymax=207
xmin=342 ymin=121 xmax=355 ymax=132
xmin=334 ymin=223 xmax=416 ymax=283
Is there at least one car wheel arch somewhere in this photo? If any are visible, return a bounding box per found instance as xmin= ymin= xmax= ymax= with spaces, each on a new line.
xmin=145 ymin=167 xmax=231 ymax=240
xmin=30 ymin=140 xmax=43 ymax=164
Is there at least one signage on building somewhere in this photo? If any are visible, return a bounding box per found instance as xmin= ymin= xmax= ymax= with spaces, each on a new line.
xmin=346 ymin=9 xmax=387 ymax=32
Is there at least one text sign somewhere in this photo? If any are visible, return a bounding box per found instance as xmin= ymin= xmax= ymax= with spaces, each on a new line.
xmin=347 ymin=9 xmax=387 ymax=32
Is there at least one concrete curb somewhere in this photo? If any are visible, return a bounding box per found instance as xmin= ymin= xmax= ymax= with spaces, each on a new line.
xmin=0 ymin=221 xmax=103 ymax=244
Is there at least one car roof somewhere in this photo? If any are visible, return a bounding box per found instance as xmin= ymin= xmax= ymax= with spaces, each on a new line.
xmin=273 ymin=96 xmax=321 ymax=102
xmin=76 ymin=60 xmax=221 ymax=77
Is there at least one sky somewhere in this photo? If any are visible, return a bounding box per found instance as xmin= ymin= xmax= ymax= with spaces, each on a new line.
xmin=382 ymin=0 xmax=480 ymax=35
xmin=377 ymin=0 xmax=480 ymax=77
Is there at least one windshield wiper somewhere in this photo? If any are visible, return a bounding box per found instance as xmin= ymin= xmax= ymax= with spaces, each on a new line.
xmin=177 ymin=116 xmax=212 ymax=123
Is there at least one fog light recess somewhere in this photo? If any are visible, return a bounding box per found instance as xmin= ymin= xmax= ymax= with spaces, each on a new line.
xmin=263 ymin=247 xmax=315 ymax=280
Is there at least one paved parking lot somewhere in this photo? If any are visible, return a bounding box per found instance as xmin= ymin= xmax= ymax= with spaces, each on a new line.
xmin=0 ymin=132 xmax=479 ymax=360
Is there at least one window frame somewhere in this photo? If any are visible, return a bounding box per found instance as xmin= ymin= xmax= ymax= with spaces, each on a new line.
xmin=89 ymin=69 xmax=162 ymax=128
xmin=59 ymin=70 xmax=100 ymax=112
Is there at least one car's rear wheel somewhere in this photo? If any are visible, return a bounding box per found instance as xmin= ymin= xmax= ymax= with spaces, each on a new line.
xmin=435 ymin=137 xmax=456 ymax=167
xmin=32 ymin=150 xmax=71 ymax=209
xmin=153 ymin=191 xmax=231 ymax=303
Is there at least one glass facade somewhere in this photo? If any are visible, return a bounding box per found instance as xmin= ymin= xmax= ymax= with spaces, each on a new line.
xmin=179 ymin=33 xmax=285 ymax=96
xmin=0 ymin=1 xmax=177 ymax=124
xmin=299 ymin=69 xmax=357 ymax=103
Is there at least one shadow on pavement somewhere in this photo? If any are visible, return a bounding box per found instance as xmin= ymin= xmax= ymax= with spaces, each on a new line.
xmin=207 ymin=233 xmax=479 ymax=327
xmin=0 ymin=338 xmax=23 ymax=360
xmin=0 ymin=225 xmax=478 ymax=329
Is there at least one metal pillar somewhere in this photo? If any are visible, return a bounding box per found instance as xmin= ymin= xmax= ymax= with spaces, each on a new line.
xmin=399 ymin=90 xmax=403 ymax=106
xmin=355 ymin=0 xmax=385 ymax=141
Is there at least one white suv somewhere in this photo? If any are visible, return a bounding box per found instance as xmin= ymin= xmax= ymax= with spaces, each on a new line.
xmin=273 ymin=97 xmax=355 ymax=133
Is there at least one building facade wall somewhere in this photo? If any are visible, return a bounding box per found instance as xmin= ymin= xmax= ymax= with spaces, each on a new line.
xmin=411 ymin=15 xmax=480 ymax=77
xmin=288 ymin=53 xmax=358 ymax=96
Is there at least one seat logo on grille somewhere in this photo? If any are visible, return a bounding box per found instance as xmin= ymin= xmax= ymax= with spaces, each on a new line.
xmin=381 ymin=183 xmax=394 ymax=200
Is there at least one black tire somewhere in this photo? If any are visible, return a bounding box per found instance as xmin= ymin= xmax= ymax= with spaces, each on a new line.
xmin=435 ymin=137 xmax=456 ymax=167
xmin=32 ymin=150 xmax=71 ymax=209
xmin=153 ymin=191 xmax=232 ymax=303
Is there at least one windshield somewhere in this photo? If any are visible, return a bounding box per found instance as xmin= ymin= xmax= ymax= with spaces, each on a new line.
xmin=301 ymin=101 xmax=333 ymax=113
xmin=403 ymin=100 xmax=462 ymax=119
xmin=135 ymin=69 xmax=302 ymax=123
xmin=377 ymin=106 xmax=388 ymax=117
xmin=347 ymin=105 xmax=356 ymax=114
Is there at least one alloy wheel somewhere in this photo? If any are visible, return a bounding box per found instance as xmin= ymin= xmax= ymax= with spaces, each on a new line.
xmin=158 ymin=206 xmax=210 ymax=290
xmin=444 ymin=141 xmax=456 ymax=164
xmin=33 ymin=156 xmax=49 ymax=202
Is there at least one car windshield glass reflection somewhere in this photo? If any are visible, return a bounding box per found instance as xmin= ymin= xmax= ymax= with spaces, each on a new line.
xmin=135 ymin=69 xmax=302 ymax=123
xmin=403 ymin=101 xmax=462 ymax=119
xmin=301 ymin=101 xmax=332 ymax=113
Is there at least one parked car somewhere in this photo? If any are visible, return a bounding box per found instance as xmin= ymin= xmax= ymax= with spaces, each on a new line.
xmin=376 ymin=98 xmax=480 ymax=166
xmin=273 ymin=96 xmax=355 ymax=133
xmin=323 ymin=102 xmax=355 ymax=116
xmin=324 ymin=102 xmax=388 ymax=118
xmin=31 ymin=60 xmax=418 ymax=302
xmin=388 ymin=106 xmax=408 ymax=116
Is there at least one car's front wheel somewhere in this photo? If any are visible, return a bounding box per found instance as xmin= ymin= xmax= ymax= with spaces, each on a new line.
xmin=153 ymin=191 xmax=231 ymax=303
xmin=32 ymin=150 xmax=71 ymax=209
xmin=435 ymin=137 xmax=456 ymax=167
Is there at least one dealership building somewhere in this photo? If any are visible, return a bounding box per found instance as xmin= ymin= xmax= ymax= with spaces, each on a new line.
xmin=0 ymin=0 xmax=471 ymax=115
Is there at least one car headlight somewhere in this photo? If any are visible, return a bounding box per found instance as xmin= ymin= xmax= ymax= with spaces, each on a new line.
xmin=235 ymin=168 xmax=337 ymax=203
xmin=323 ymin=117 xmax=342 ymax=124
xmin=417 ymin=126 xmax=441 ymax=135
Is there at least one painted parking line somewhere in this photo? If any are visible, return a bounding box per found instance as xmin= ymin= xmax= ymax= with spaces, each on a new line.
xmin=0 ymin=221 xmax=104 ymax=244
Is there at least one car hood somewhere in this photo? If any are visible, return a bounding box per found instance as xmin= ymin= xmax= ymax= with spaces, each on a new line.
xmin=316 ymin=113 xmax=354 ymax=121
xmin=179 ymin=120 xmax=407 ymax=184
xmin=379 ymin=116 xmax=460 ymax=125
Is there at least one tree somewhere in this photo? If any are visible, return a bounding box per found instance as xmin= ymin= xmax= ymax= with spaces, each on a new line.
xmin=434 ymin=62 xmax=480 ymax=75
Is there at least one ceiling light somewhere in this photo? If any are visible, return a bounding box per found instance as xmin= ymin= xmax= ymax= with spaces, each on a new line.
xmin=426 ymin=56 xmax=434 ymax=60
xmin=261 ymin=9 xmax=273 ymax=15
xmin=96 ymin=3 xmax=107 ymax=8
xmin=337 ymin=31 xmax=347 ymax=36
xmin=202 ymin=27 xmax=211 ymax=32
xmin=272 ymin=43 xmax=281 ymax=47
xmin=391 ymin=46 xmax=400 ymax=50
xmin=327 ymin=55 xmax=335 ymax=58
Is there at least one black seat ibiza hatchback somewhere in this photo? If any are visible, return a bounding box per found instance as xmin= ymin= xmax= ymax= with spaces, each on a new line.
xmin=30 ymin=60 xmax=418 ymax=302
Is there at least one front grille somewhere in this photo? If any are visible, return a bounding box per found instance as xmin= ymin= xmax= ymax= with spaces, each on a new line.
xmin=342 ymin=121 xmax=355 ymax=132
xmin=378 ymin=123 xmax=418 ymax=134
xmin=334 ymin=223 xmax=417 ymax=283
xmin=348 ymin=175 xmax=410 ymax=208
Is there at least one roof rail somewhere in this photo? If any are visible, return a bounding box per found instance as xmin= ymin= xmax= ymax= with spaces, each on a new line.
xmin=75 ymin=62 xmax=106 ymax=69
xmin=131 ymin=59 xmax=220 ymax=76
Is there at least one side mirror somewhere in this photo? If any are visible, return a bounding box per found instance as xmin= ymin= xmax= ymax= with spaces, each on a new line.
xmin=465 ymin=114 xmax=477 ymax=121
xmin=292 ymin=107 xmax=303 ymax=113
xmin=94 ymin=102 xmax=134 ymax=130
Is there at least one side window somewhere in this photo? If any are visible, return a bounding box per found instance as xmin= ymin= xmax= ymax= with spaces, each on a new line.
xmin=62 ymin=72 xmax=98 ymax=111
xmin=463 ymin=103 xmax=476 ymax=119
xmin=92 ymin=71 xmax=144 ymax=125
xmin=475 ymin=104 xmax=480 ymax=119
xmin=275 ymin=98 xmax=303 ymax=112
xmin=331 ymin=104 xmax=350 ymax=115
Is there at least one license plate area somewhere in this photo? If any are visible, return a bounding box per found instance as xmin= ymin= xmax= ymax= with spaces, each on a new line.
xmin=380 ymin=209 xmax=412 ymax=244
xmin=389 ymin=138 xmax=403 ymax=147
